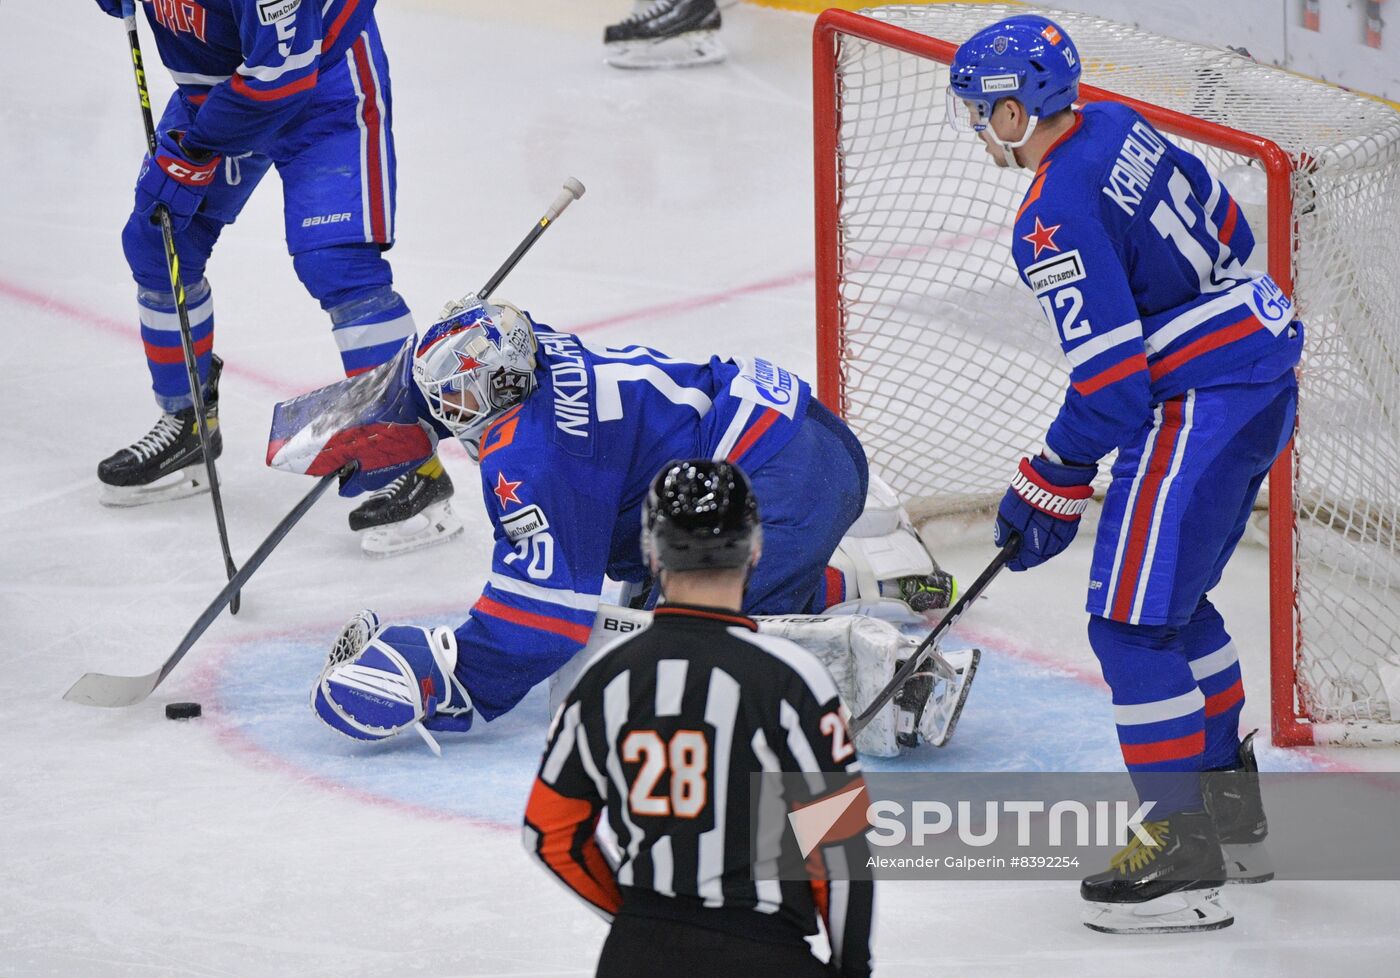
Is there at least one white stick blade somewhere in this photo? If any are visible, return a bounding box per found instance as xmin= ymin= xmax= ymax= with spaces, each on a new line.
xmin=63 ymin=671 xmax=161 ymax=708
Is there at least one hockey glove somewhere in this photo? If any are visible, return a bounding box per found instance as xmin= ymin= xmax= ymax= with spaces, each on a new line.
xmin=312 ymin=614 xmax=475 ymax=748
xmin=995 ymin=455 xmax=1096 ymax=571
xmin=94 ymin=0 xmax=123 ymax=15
xmin=135 ymin=131 xmax=222 ymax=232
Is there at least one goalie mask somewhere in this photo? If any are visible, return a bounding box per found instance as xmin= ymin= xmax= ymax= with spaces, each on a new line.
xmin=643 ymin=459 xmax=762 ymax=573
xmin=413 ymin=297 xmax=539 ymax=451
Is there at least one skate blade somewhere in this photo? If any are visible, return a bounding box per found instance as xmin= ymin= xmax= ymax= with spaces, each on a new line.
xmin=99 ymin=466 xmax=208 ymax=508
xmin=1082 ymin=888 xmax=1233 ymax=934
xmin=358 ymin=501 xmax=464 ymax=558
xmin=922 ymin=648 xmax=980 ymax=748
xmin=605 ymin=32 xmax=726 ymax=69
xmin=1224 ymin=842 xmax=1275 ymax=884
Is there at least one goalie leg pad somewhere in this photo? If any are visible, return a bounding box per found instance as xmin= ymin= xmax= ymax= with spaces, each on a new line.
xmin=756 ymin=614 xmax=908 ymax=757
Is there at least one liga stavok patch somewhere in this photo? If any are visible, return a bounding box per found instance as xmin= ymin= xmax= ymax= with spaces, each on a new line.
xmin=1025 ymin=249 xmax=1086 ymax=295
xmin=501 ymin=504 xmax=550 ymax=543
xmin=257 ymin=0 xmax=302 ymax=26
xmin=980 ymin=74 xmax=1020 ymax=93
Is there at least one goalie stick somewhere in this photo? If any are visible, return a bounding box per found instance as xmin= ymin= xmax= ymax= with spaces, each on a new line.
xmin=120 ymin=0 xmax=242 ymax=613
xmin=63 ymin=179 xmax=588 ymax=708
xmin=849 ymin=532 xmax=1020 ymax=737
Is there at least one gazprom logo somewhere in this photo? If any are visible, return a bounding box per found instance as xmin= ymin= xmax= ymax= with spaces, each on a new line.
xmin=1250 ymin=275 xmax=1294 ymax=326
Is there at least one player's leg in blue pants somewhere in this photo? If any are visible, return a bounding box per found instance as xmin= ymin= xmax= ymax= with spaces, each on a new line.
xmin=275 ymin=17 xmax=415 ymax=376
xmin=1086 ymin=375 xmax=1296 ymax=817
xmin=744 ymin=399 xmax=869 ymax=615
xmin=121 ymin=94 xmax=269 ymax=410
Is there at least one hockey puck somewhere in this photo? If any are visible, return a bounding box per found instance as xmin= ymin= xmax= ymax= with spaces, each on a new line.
xmin=165 ymin=702 xmax=202 ymax=720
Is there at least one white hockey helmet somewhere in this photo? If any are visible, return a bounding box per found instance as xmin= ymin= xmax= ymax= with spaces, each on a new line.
xmin=413 ymin=295 xmax=539 ymax=449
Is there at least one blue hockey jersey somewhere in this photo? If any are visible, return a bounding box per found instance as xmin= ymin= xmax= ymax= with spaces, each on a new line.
xmin=138 ymin=0 xmax=375 ymax=155
xmin=1011 ymin=102 xmax=1303 ymax=465
xmin=453 ymin=324 xmax=813 ymax=721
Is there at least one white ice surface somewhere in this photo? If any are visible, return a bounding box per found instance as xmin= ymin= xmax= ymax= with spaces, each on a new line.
xmin=2 ymin=1 xmax=1398 ymax=975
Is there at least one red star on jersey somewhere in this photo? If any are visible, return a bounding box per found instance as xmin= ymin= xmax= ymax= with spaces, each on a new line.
xmin=455 ymin=351 xmax=483 ymax=372
xmin=493 ymin=471 xmax=523 ymax=508
xmin=1022 ymin=216 xmax=1062 ymax=259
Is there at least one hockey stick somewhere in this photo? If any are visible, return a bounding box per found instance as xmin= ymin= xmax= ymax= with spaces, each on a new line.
xmin=63 ymin=179 xmax=588 ymax=708
xmin=64 ymin=464 xmax=350 ymax=708
xmin=479 ymin=178 xmax=586 ymax=299
xmin=849 ymin=532 xmax=1020 ymax=737
xmin=120 ymin=1 xmax=242 ymax=614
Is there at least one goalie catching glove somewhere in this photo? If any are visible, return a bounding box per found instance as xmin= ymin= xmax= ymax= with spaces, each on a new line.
xmin=995 ymin=454 xmax=1095 ymax=571
xmin=312 ymin=610 xmax=475 ymax=755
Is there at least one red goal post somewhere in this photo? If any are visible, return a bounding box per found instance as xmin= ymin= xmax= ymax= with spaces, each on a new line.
xmin=813 ymin=5 xmax=1400 ymax=747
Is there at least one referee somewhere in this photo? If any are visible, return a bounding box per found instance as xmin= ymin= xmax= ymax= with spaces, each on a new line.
xmin=523 ymin=459 xmax=875 ymax=977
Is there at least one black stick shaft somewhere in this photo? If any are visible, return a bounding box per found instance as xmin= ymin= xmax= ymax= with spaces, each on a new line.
xmin=155 ymin=471 xmax=343 ymax=689
xmin=122 ymin=5 xmax=241 ymax=613
xmin=850 ymin=533 xmax=1020 ymax=736
xmin=478 ymin=178 xmax=585 ymax=300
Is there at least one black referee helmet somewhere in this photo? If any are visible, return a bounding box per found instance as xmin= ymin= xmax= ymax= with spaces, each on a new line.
xmin=642 ymin=459 xmax=761 ymax=572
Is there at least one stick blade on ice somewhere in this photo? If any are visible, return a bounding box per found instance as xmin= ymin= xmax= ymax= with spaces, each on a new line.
xmin=63 ymin=670 xmax=161 ymax=708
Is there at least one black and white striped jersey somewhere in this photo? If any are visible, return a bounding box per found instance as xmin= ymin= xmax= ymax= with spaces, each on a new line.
xmin=523 ymin=604 xmax=874 ymax=978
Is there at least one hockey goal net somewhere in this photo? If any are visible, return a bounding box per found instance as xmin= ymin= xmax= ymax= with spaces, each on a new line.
xmin=813 ymin=4 xmax=1400 ymax=746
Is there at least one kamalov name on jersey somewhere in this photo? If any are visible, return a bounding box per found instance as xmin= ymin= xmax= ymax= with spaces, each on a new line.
xmin=1025 ymin=250 xmax=1086 ymax=295
xmin=1101 ymin=121 xmax=1169 ymax=217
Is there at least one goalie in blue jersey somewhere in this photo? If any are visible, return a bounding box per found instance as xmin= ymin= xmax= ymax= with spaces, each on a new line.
xmin=300 ymin=296 xmax=958 ymax=754
xmin=949 ymin=14 xmax=1302 ymax=933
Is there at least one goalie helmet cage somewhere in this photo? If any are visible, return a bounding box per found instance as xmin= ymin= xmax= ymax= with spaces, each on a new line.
xmin=813 ymin=4 xmax=1400 ymax=747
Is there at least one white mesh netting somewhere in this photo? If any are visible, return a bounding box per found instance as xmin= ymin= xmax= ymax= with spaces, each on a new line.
xmin=823 ymin=4 xmax=1400 ymax=733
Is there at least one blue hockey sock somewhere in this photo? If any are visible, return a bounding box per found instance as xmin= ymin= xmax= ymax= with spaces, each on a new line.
xmin=329 ymin=288 xmax=415 ymax=376
xmin=138 ymin=281 xmax=215 ymax=412
xmin=1181 ymin=599 xmax=1245 ymax=769
xmin=1088 ymin=615 xmax=1205 ymax=817
xmin=292 ymin=243 xmax=414 ymax=377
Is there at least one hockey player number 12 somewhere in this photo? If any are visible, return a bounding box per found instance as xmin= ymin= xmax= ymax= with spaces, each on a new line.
xmin=622 ymin=729 xmax=709 ymax=818
xmin=1150 ymin=168 xmax=1242 ymax=295
xmin=1038 ymin=288 xmax=1092 ymax=342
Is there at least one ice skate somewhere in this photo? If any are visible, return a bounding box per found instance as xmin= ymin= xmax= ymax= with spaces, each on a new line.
xmin=1203 ymin=730 xmax=1274 ymax=883
xmin=349 ymin=457 xmax=463 ymax=557
xmin=604 ymin=0 xmax=726 ymax=69
xmin=893 ymin=645 xmax=979 ymax=748
xmin=1081 ymin=810 xmax=1233 ymax=934
xmin=98 ymin=355 xmax=224 ymax=507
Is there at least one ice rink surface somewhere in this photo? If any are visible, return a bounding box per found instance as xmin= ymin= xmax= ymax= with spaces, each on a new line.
xmin=2 ymin=1 xmax=1398 ymax=975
